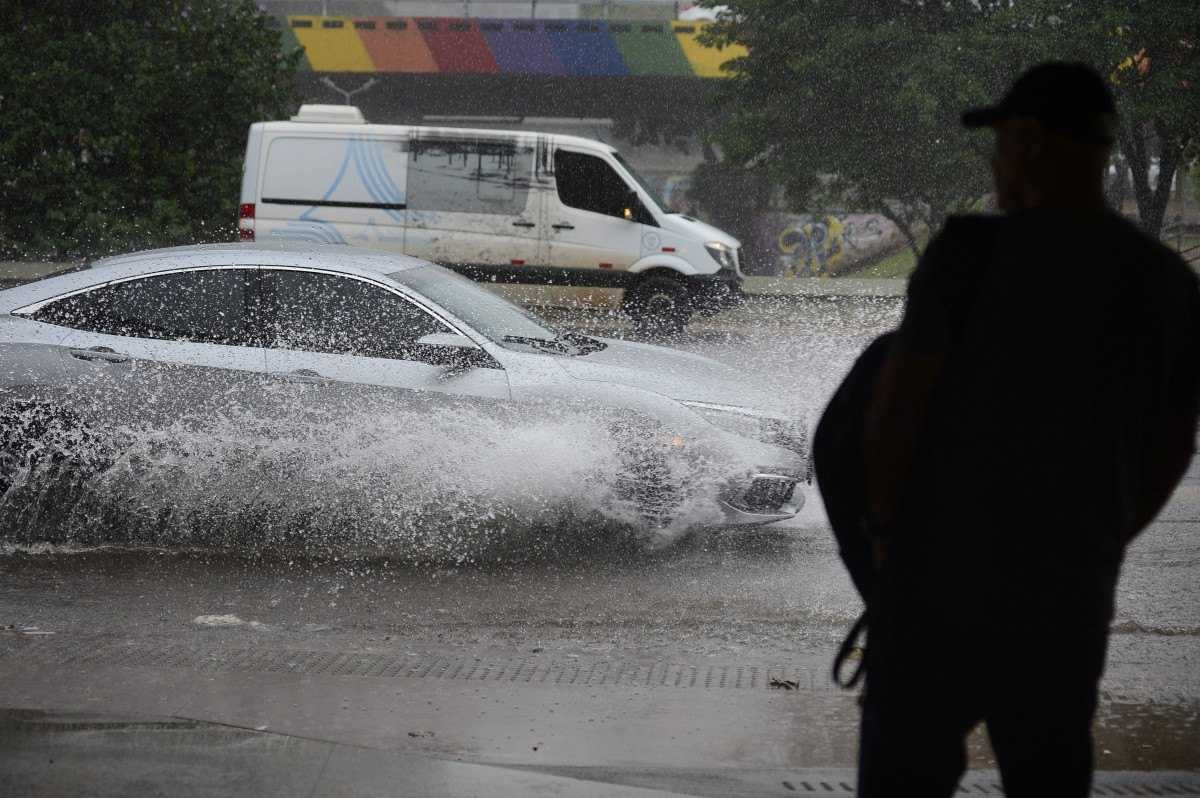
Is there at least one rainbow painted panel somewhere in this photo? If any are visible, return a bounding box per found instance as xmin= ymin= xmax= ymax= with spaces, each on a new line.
xmin=609 ymin=21 xmax=692 ymax=76
xmin=481 ymin=20 xmax=565 ymax=75
xmin=672 ymin=21 xmax=738 ymax=77
xmin=418 ymin=18 xmax=500 ymax=74
xmin=283 ymin=16 xmax=745 ymax=77
xmin=289 ymin=16 xmax=374 ymax=72
xmin=546 ymin=21 xmax=629 ymax=76
xmin=354 ymin=18 xmax=438 ymax=74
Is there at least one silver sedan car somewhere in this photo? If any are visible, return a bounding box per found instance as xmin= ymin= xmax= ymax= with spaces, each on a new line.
xmin=0 ymin=243 xmax=807 ymax=535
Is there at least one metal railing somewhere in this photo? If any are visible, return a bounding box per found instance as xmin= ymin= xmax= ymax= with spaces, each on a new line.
xmin=1164 ymin=219 xmax=1200 ymax=265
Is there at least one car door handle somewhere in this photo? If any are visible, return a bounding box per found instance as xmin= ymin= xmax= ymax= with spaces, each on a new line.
xmin=512 ymin=220 xmax=536 ymax=228
xmin=279 ymin=368 xmax=326 ymax=384
xmin=69 ymin=346 xmax=130 ymax=364
xmin=551 ymin=222 xmax=575 ymax=230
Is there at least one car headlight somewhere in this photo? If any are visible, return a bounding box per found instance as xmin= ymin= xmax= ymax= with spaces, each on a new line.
xmin=680 ymin=401 xmax=806 ymax=452
xmin=704 ymin=241 xmax=736 ymax=271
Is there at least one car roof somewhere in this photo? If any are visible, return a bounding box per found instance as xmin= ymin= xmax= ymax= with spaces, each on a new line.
xmin=0 ymin=243 xmax=432 ymax=313
xmin=91 ymin=242 xmax=428 ymax=275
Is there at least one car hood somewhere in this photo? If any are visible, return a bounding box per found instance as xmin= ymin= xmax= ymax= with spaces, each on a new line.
xmin=557 ymin=337 xmax=775 ymax=411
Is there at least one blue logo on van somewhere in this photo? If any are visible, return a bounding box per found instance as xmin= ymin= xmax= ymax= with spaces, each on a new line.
xmin=349 ymin=137 xmax=406 ymax=222
xmin=270 ymin=220 xmax=347 ymax=245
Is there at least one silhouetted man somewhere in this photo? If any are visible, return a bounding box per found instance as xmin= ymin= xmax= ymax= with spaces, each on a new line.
xmin=857 ymin=62 xmax=1200 ymax=796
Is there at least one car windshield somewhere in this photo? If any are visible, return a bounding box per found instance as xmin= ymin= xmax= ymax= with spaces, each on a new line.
xmin=391 ymin=265 xmax=601 ymax=354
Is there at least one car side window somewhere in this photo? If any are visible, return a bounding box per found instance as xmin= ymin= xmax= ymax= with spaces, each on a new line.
xmin=32 ymin=268 xmax=256 ymax=346
xmin=262 ymin=270 xmax=450 ymax=360
xmin=554 ymin=150 xmax=631 ymax=219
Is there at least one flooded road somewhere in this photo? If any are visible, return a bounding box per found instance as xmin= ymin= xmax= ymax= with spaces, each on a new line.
xmin=1 ymin=296 xmax=1198 ymax=783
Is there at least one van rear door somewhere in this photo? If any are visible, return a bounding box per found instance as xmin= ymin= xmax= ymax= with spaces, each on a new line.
xmin=403 ymin=133 xmax=542 ymax=272
xmin=255 ymin=133 xmax=408 ymax=251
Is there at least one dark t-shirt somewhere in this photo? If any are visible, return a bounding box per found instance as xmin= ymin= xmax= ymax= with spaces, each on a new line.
xmin=895 ymin=209 xmax=1200 ymax=600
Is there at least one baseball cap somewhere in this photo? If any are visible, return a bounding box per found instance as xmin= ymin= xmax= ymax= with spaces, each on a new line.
xmin=962 ymin=61 xmax=1118 ymax=144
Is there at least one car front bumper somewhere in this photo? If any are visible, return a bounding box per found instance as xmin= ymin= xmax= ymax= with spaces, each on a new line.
xmin=718 ymin=471 xmax=806 ymax=526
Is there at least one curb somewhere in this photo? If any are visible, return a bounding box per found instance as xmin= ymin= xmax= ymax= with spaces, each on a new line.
xmin=742 ymin=276 xmax=907 ymax=299
xmin=0 ymin=261 xmax=78 ymax=288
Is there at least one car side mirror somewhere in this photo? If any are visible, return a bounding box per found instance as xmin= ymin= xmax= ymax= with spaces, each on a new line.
xmin=416 ymin=332 xmax=494 ymax=372
xmin=417 ymin=332 xmax=480 ymax=351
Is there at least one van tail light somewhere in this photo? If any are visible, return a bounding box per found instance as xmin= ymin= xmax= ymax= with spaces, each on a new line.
xmin=238 ymin=203 xmax=255 ymax=241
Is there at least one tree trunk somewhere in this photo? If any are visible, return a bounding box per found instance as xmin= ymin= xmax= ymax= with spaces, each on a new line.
xmin=880 ymin=205 xmax=923 ymax=262
xmin=1104 ymin=155 xmax=1130 ymax=213
xmin=1119 ymin=120 xmax=1179 ymax=237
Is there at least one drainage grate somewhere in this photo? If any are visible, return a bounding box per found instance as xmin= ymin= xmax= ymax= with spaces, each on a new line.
xmin=3 ymin=637 xmax=822 ymax=692
xmin=766 ymin=771 xmax=1200 ymax=796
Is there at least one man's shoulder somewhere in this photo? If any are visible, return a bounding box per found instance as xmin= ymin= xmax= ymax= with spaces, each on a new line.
xmin=932 ymin=214 xmax=1007 ymax=249
xmin=908 ymin=214 xmax=1004 ymax=293
xmin=937 ymin=209 xmax=1192 ymax=276
xmin=1099 ymin=212 xmax=1196 ymax=290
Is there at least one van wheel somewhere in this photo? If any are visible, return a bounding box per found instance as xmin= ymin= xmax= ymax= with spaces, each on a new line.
xmin=624 ymin=275 xmax=691 ymax=335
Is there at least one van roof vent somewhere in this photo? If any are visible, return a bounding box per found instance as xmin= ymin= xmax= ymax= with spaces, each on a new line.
xmin=290 ymin=104 xmax=366 ymax=124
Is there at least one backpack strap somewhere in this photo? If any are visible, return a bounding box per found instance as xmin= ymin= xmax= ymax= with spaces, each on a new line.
xmin=832 ymin=610 xmax=869 ymax=688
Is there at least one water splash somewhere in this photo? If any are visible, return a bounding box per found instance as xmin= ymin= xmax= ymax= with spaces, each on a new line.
xmin=1 ymin=395 xmax=752 ymax=561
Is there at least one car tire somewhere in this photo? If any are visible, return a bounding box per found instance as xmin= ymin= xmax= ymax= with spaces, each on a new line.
xmin=623 ymin=274 xmax=692 ymax=335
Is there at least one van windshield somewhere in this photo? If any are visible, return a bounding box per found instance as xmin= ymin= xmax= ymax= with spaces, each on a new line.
xmin=613 ymin=151 xmax=669 ymax=215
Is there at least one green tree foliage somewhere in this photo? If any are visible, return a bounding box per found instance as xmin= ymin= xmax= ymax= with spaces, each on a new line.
xmin=701 ymin=1 xmax=1003 ymax=259
xmin=992 ymin=1 xmax=1200 ymax=236
xmin=0 ymin=1 xmax=300 ymax=260
xmin=702 ymin=0 xmax=1199 ymax=251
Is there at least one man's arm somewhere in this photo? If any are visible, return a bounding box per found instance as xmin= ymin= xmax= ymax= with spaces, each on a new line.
xmin=862 ymin=343 xmax=946 ymax=532
xmin=1128 ymin=273 xmax=1200 ymax=540
xmin=1129 ymin=412 xmax=1196 ymax=538
xmin=860 ymin=233 xmax=955 ymax=535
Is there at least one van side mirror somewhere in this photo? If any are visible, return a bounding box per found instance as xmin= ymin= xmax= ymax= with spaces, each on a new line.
xmin=622 ymin=190 xmax=640 ymax=222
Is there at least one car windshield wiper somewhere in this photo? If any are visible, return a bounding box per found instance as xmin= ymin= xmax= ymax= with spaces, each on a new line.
xmin=502 ymin=333 xmax=607 ymax=356
xmin=501 ymin=334 xmax=574 ymax=355
xmin=558 ymin=331 xmax=607 ymax=355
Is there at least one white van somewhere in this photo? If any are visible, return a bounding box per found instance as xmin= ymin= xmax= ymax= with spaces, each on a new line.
xmin=239 ymin=104 xmax=743 ymax=330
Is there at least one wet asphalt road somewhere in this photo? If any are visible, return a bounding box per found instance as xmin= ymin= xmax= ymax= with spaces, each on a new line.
xmin=1 ymin=296 xmax=1197 ymax=780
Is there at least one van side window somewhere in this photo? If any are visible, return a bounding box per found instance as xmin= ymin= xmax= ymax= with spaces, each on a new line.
xmin=32 ymin=268 xmax=257 ymax=347
xmin=554 ymin=150 xmax=632 ymax=219
xmin=407 ymin=137 xmax=533 ymax=216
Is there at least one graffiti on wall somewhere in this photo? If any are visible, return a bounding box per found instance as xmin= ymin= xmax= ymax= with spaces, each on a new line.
xmin=756 ymin=213 xmax=902 ymax=277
